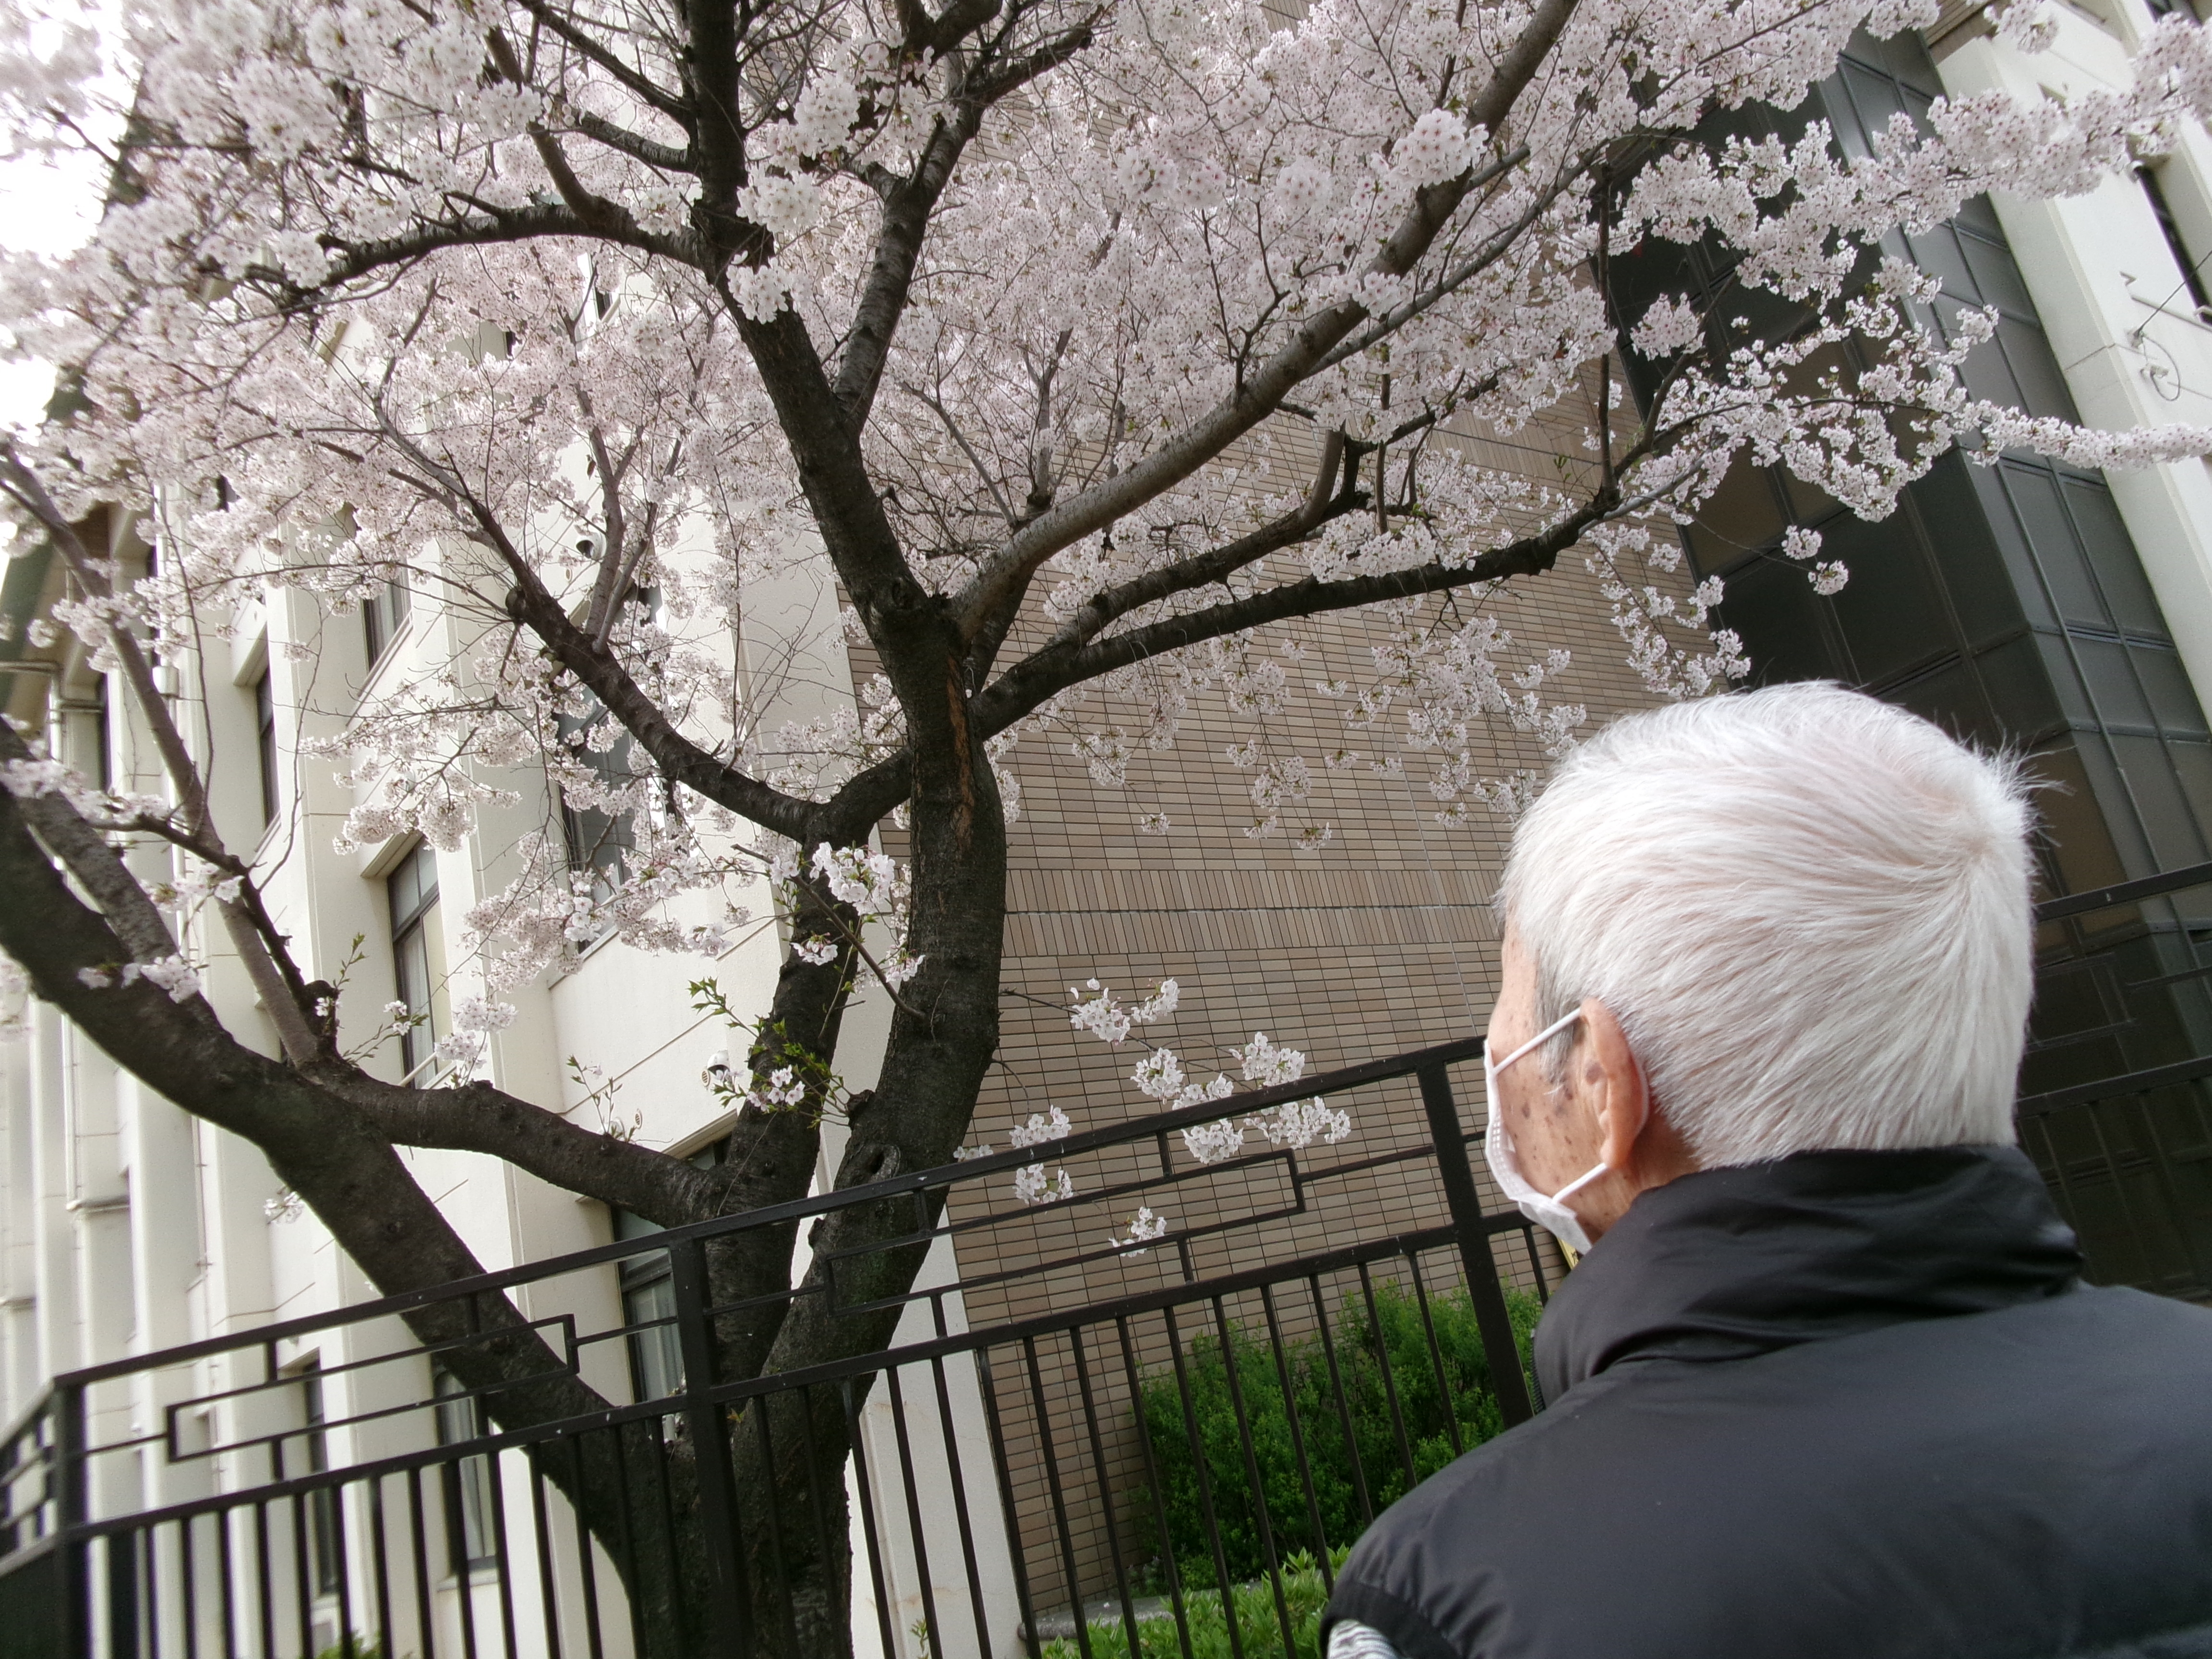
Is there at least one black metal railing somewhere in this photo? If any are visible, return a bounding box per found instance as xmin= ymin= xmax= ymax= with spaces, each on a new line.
xmin=2023 ymin=861 xmax=2212 ymax=1300
xmin=0 ymin=1038 xmax=1556 ymax=1659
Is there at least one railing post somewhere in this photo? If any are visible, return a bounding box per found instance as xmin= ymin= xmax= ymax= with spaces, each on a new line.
xmin=669 ymin=1236 xmax=752 ymax=1659
xmin=54 ymin=1386 xmax=87 ymax=1659
xmin=1416 ymin=1061 xmax=1535 ymax=1427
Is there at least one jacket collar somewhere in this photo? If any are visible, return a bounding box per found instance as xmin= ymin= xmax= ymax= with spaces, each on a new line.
xmin=1533 ymin=1145 xmax=2083 ymax=1403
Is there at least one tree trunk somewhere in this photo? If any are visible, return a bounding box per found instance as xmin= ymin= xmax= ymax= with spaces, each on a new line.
xmin=726 ymin=636 xmax=1010 ymax=1657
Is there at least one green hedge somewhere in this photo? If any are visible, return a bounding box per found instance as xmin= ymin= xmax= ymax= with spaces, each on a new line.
xmin=1040 ymin=1548 xmax=1346 ymax=1659
xmin=1137 ymin=1279 xmax=1539 ymax=1588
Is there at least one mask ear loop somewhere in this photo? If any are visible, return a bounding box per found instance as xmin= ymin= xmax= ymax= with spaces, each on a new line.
xmin=1551 ymin=1016 xmax=1652 ymax=1253
xmin=1491 ymin=1007 xmax=1584 ymax=1074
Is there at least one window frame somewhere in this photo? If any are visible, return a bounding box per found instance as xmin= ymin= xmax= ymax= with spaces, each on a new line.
xmin=431 ymin=1367 xmax=500 ymax=1574
xmin=362 ymin=578 xmax=411 ymax=666
xmin=297 ymin=1359 xmax=342 ymax=1599
xmin=253 ymin=666 xmax=278 ymax=827
xmin=387 ymin=843 xmax=447 ymax=1084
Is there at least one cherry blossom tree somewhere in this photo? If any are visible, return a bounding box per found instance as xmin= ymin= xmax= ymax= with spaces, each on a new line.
xmin=3 ymin=0 xmax=2212 ymax=1648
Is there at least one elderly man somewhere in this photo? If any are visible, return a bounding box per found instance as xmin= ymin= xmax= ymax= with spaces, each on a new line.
xmin=1322 ymin=683 xmax=2212 ymax=1659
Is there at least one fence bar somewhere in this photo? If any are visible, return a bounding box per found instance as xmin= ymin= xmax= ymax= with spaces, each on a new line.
xmin=56 ymin=1387 xmax=86 ymax=1659
xmin=1416 ymin=1060 xmax=1534 ymax=1426
xmin=668 ymin=1236 xmax=749 ymax=1659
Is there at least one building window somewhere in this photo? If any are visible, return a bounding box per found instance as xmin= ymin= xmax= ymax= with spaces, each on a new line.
xmin=611 ymin=1138 xmax=725 ymax=1405
xmin=558 ymin=696 xmax=639 ymax=901
xmin=254 ymin=666 xmax=278 ymax=826
xmin=432 ymin=1369 xmax=498 ymax=1572
xmin=362 ymin=579 xmax=410 ymax=665
xmin=2138 ymin=166 xmax=2211 ymax=318
xmin=387 ymin=842 xmax=448 ymax=1084
xmin=616 ymin=1210 xmax=684 ymax=1405
xmin=299 ymin=1360 xmax=341 ymax=1598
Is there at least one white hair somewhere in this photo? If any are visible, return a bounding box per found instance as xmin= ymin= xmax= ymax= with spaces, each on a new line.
xmin=1499 ymin=682 xmax=2035 ymax=1167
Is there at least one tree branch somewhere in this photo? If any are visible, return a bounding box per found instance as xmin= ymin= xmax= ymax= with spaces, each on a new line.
xmin=312 ymin=203 xmax=696 ymax=294
xmin=974 ymin=484 xmax=1623 ymax=735
xmin=0 ymin=450 xmax=325 ymax=1063
xmin=948 ymin=0 xmax=1584 ymax=637
xmin=487 ymin=28 xmax=662 ymax=248
xmin=0 ymin=720 xmax=181 ymax=964
xmin=830 ymin=10 xmax=1106 ymax=427
xmin=323 ymin=1070 xmax=726 ymax=1227
xmin=0 ymin=775 xmax=710 ymax=1632
xmin=832 ymin=111 xmax=984 ymax=427
xmin=563 ymin=105 xmax=693 ymax=173
xmin=514 ymin=0 xmax=697 ymax=123
xmin=364 ymin=417 xmax=828 ymax=843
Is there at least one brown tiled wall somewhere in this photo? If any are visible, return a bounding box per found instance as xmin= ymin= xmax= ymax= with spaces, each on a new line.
xmin=866 ymin=399 xmax=1694 ymax=1614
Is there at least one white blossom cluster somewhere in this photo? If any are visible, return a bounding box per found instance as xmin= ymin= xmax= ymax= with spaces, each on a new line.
xmin=1106 ymin=1204 xmax=1170 ymax=1253
xmin=76 ymin=955 xmax=202 ymax=1000
xmin=789 ymin=842 xmax=926 ymax=989
xmin=1068 ymin=978 xmax=1181 ymax=1045
xmin=1011 ymin=1162 xmax=1077 ymax=1205
xmin=432 ymin=992 xmax=519 ymax=1080
xmin=1068 ymin=977 xmax=1351 ymax=1178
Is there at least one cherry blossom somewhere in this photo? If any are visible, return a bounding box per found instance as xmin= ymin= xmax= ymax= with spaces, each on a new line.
xmin=2 ymin=1 xmax=2210 ymax=1473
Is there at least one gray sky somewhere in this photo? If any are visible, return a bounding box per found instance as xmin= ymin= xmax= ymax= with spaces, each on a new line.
xmin=0 ymin=144 xmax=103 ymax=429
xmin=0 ymin=5 xmax=120 ymax=432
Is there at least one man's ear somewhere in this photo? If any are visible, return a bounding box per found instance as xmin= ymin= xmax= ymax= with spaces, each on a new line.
xmin=1578 ymin=998 xmax=1650 ymax=1173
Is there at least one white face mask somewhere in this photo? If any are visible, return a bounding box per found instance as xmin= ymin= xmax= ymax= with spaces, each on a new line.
xmin=1482 ymin=1008 xmax=1625 ymax=1257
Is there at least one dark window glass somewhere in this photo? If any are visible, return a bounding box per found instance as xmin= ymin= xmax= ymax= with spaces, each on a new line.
xmin=388 ymin=843 xmax=446 ymax=1083
xmin=1971 ymin=632 xmax=2066 ymax=743
xmin=2112 ymin=732 xmax=2212 ymax=869
xmin=363 ymin=579 xmax=410 ymax=664
xmin=1780 ymin=469 xmax=1839 ymax=526
xmin=1910 ymin=455 xmax=2026 ymax=648
xmin=301 ymin=1362 xmax=341 ymax=1597
xmin=612 ymin=1146 xmax=726 ymax=1404
xmin=1885 ymin=654 xmax=1991 ymax=747
xmin=2001 ymin=465 xmax=2111 ymax=632
xmin=2074 ymin=637 xmax=2158 ymax=731
xmin=2137 ymin=646 xmax=2211 ymax=738
xmin=2035 ymin=632 xmax=2100 ymax=728
xmin=2139 ymin=165 xmax=2212 ymax=316
xmin=254 ymin=667 xmax=278 ymax=826
xmin=1827 ymin=66 xmax=1885 ymax=154
xmin=1819 ymin=512 xmax=1954 ymax=684
xmin=559 ymin=697 xmax=639 ymax=900
xmin=1957 ymin=226 xmax=2040 ymax=319
xmin=1995 ymin=314 xmax=2080 ymax=423
xmin=2073 ymin=733 xmax=2162 ymax=876
xmin=1725 ymin=284 xmax=1812 ymax=348
xmin=623 ymin=1268 xmax=683 ymax=1404
xmin=1685 ymin=461 xmax=1786 ymax=571
xmin=2029 ymin=739 xmax=2130 ymax=895
xmin=1951 ymin=191 xmax=2006 ymax=240
xmin=2168 ymin=740 xmax=2212 ymax=839
xmin=432 ymin=1370 xmax=497 ymax=1570
xmin=2063 ymin=478 xmax=2168 ymax=639
xmin=94 ymin=676 xmax=110 ymax=792
xmin=1965 ymin=464 xmax=2057 ymax=628
xmin=1904 ymin=224 xmax=1980 ymax=306
xmin=1710 ymin=555 xmax=1843 ymax=686
xmin=1939 ymin=295 xmax=2030 ymax=410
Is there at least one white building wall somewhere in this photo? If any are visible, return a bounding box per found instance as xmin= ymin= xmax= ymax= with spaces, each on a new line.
xmin=1937 ymin=0 xmax=2212 ymax=704
xmin=0 ymin=501 xmax=1019 ymax=1651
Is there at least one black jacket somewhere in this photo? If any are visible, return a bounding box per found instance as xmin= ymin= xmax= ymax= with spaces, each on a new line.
xmin=1323 ymin=1146 xmax=2212 ymax=1659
